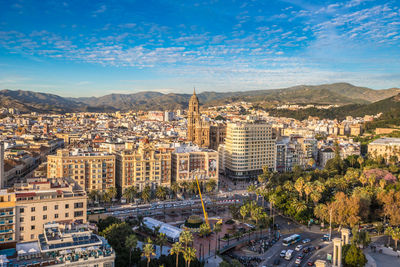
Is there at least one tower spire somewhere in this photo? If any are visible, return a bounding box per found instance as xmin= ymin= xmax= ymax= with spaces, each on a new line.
xmin=193 ymin=87 xmax=196 ymax=95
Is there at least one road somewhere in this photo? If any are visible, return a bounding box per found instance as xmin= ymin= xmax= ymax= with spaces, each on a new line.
xmin=259 ymin=232 xmax=327 ymax=267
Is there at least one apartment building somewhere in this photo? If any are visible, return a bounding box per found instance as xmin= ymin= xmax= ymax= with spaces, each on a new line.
xmin=13 ymin=177 xmax=87 ymax=243
xmin=368 ymin=138 xmax=400 ymax=161
xmin=223 ymin=120 xmax=275 ymax=180
xmin=0 ymin=142 xmax=4 ymax=189
xmin=8 ymin=222 xmax=115 ymax=267
xmin=47 ymin=149 xmax=116 ymax=192
xmin=116 ymin=141 xmax=172 ymax=192
xmin=0 ymin=190 xmax=16 ymax=249
xmin=171 ymin=144 xmax=218 ymax=185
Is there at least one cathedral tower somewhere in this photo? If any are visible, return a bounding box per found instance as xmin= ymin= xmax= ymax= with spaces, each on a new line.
xmin=187 ymin=88 xmax=200 ymax=142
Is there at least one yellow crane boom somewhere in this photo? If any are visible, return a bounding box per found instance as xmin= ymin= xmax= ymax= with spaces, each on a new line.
xmin=195 ymin=175 xmax=209 ymax=227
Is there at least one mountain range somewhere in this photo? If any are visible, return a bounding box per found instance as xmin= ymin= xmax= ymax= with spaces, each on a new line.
xmin=0 ymin=83 xmax=399 ymax=114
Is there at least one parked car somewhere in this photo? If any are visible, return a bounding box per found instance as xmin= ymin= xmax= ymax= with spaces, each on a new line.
xmin=295 ymin=244 xmax=303 ymax=251
xmin=280 ymin=250 xmax=287 ymax=258
xmin=302 ymin=238 xmax=311 ymax=244
xmin=307 ymin=260 xmax=314 ymax=266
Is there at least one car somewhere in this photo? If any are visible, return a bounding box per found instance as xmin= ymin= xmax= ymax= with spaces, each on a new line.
xmin=297 ymin=253 xmax=304 ymax=260
xmin=295 ymin=258 xmax=302 ymax=265
xmin=273 ymin=258 xmax=280 ymax=265
xmin=321 ymin=236 xmax=329 ymax=241
xmin=309 ymin=246 xmax=316 ymax=252
xmin=302 ymin=238 xmax=311 ymax=244
xmin=280 ymin=250 xmax=287 ymax=257
xmin=295 ymin=244 xmax=303 ymax=251
xmin=307 ymin=260 xmax=314 ymax=266
xmin=315 ymin=245 xmax=322 ymax=250
xmin=302 ymin=247 xmax=310 ymax=253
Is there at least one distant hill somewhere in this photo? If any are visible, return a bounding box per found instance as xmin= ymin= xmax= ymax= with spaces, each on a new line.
xmin=267 ymin=93 xmax=400 ymax=121
xmin=0 ymin=83 xmax=399 ymax=113
xmin=0 ymin=90 xmax=115 ymax=113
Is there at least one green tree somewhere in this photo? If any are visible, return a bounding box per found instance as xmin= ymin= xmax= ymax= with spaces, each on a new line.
xmin=156 ymin=232 xmax=168 ymax=256
xmin=142 ymin=242 xmax=155 ymax=267
xmin=170 ymin=242 xmax=183 ymax=267
xmin=199 ymin=223 xmax=211 ymax=237
xmin=183 ymin=247 xmax=197 ymax=267
xmin=125 ymin=234 xmax=138 ymax=267
xmin=156 ymin=186 xmax=167 ymax=200
xmin=344 ymin=244 xmax=367 ymax=267
xmin=205 ymin=179 xmax=217 ymax=193
xmin=141 ymin=185 xmax=151 ymax=203
xmin=179 ymin=230 xmax=193 ymax=249
xmin=240 ymin=205 xmax=249 ymax=222
xmin=123 ymin=186 xmax=137 ymax=203
xmin=100 ymin=222 xmax=134 ymax=266
xmin=97 ymin=216 xmax=121 ymax=233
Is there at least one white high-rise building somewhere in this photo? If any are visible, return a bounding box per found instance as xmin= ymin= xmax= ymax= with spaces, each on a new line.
xmin=223 ymin=120 xmax=275 ymax=180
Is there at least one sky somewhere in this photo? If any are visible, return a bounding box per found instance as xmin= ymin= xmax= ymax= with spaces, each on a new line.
xmin=0 ymin=0 xmax=399 ymax=97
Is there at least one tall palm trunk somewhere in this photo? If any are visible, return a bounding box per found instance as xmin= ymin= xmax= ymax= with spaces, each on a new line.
xmin=176 ymin=254 xmax=179 ymax=267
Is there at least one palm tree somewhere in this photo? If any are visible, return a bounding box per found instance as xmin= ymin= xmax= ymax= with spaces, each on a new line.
xmin=183 ymin=247 xmax=197 ymax=267
xmin=88 ymin=190 xmax=100 ymax=205
xmin=294 ymin=177 xmax=305 ymax=200
xmin=240 ymin=205 xmax=249 ymax=222
xmin=247 ymin=184 xmax=257 ymax=197
xmin=171 ymin=182 xmax=180 ymax=195
xmin=213 ymin=222 xmax=222 ymax=257
xmin=205 ymin=179 xmax=217 ymax=193
xmin=141 ymin=185 xmax=151 ymax=203
xmin=142 ymin=242 xmax=155 ymax=267
xmin=123 ymin=186 xmax=137 ymax=203
xmin=179 ymin=230 xmax=193 ymax=249
xmin=156 ymin=186 xmax=167 ymax=200
xmin=170 ymin=242 xmax=183 ymax=267
xmin=293 ymin=199 xmax=307 ymax=214
xmin=303 ymin=182 xmax=313 ymax=203
xmin=125 ymin=234 xmax=138 ymax=266
xmin=156 ymin=232 xmax=168 ymax=256
xmin=103 ymin=187 xmax=117 ymax=205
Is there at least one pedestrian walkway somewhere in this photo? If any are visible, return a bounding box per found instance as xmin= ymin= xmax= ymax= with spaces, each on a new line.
xmin=204 ymin=255 xmax=223 ymax=267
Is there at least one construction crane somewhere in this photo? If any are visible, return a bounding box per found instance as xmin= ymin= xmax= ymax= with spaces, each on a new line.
xmin=194 ymin=174 xmax=210 ymax=227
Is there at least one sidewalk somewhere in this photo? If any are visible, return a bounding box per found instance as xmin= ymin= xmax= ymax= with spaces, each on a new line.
xmin=204 ymin=255 xmax=223 ymax=267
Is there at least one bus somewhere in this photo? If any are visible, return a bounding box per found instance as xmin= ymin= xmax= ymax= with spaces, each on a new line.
xmin=282 ymin=234 xmax=301 ymax=246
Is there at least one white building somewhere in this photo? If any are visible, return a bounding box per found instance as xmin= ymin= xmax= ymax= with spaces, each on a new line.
xmin=223 ymin=120 xmax=275 ymax=180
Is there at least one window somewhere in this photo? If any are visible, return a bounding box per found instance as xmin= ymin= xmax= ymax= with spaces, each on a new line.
xmin=20 ymin=217 xmax=24 ymax=222
xmin=65 ymin=213 xmax=69 ymax=218
xmin=43 ymin=215 xmax=47 ymax=220
xmin=20 ymin=208 xmax=24 ymax=213
xmin=65 ymin=204 xmax=69 ymax=209
xmin=20 ymin=227 xmax=24 ymax=231
xmin=43 ymin=206 xmax=47 ymax=211
xmin=54 ymin=214 xmax=59 ymax=219
xmin=31 ymin=207 xmax=35 ymax=212
xmin=74 ymin=202 xmax=83 ymax=209
xmin=55 ymin=205 xmax=58 ymax=210
xmin=31 ymin=216 xmax=35 ymax=221
xmin=31 ymin=234 xmax=34 ymax=240
xmin=31 ymin=225 xmax=35 ymax=230
xmin=74 ymin=211 xmax=83 ymax=217
xmin=20 ymin=235 xmax=24 ymax=241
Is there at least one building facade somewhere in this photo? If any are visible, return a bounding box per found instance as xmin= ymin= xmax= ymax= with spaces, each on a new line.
xmin=368 ymin=138 xmax=400 ymax=162
xmin=13 ymin=177 xmax=87 ymax=243
xmin=171 ymin=145 xmax=218 ymax=185
xmin=115 ymin=141 xmax=172 ymax=192
xmin=223 ymin=120 xmax=275 ymax=180
xmin=47 ymin=149 xmax=116 ymax=192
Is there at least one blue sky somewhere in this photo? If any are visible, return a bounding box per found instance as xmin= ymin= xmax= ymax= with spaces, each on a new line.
xmin=0 ymin=0 xmax=399 ymax=97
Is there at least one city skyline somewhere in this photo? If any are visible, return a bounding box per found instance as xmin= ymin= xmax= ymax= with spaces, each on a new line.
xmin=1 ymin=0 xmax=400 ymax=97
